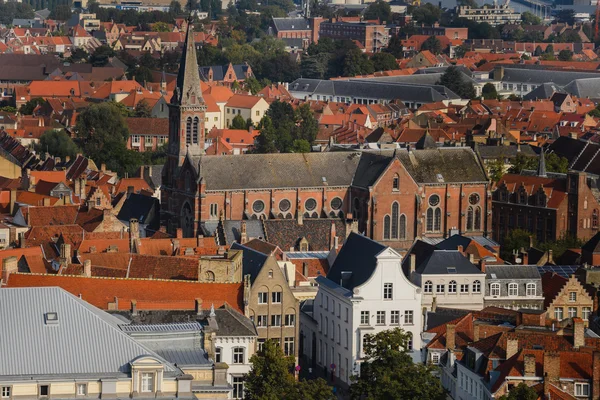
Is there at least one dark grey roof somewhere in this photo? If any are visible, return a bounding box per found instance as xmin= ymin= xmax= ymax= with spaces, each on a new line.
xmin=563 ymin=78 xmax=600 ymax=99
xmin=326 ymin=232 xmax=386 ymax=291
xmin=502 ymin=68 xmax=600 ymax=86
xmin=485 ymin=265 xmax=541 ymax=280
xmin=523 ymin=83 xmax=564 ymax=100
xmin=351 ymin=152 xmax=393 ymax=188
xmin=117 ymin=193 xmax=159 ymax=227
xmin=416 ymin=250 xmax=484 ymax=275
xmin=145 ymin=165 xmax=163 ymax=189
xmin=12 ymin=18 xmax=44 ymax=28
xmin=231 ymin=242 xmax=269 ymax=283
xmin=34 ymin=8 xmax=51 ymax=19
xmin=193 ymin=152 xmax=362 ymax=190
xmin=415 ymin=132 xmax=437 ymax=149
xmin=476 ymin=144 xmax=538 ymax=160
xmin=222 ymin=220 xmax=265 ymax=245
xmin=212 ymin=307 xmax=257 ymax=337
xmin=425 ymin=308 xmax=471 ymax=330
xmin=272 ymin=17 xmax=311 ymax=31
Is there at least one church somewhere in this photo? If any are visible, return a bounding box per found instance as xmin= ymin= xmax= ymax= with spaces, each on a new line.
xmin=161 ymin=22 xmax=493 ymax=250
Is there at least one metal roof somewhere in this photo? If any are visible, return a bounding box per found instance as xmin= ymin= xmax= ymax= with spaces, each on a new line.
xmin=537 ymin=265 xmax=579 ymax=279
xmin=285 ymin=251 xmax=330 ymax=259
xmin=120 ymin=322 xmax=203 ymax=334
xmin=0 ymin=287 xmax=177 ymax=376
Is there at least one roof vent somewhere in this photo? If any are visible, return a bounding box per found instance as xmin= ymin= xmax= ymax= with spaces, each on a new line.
xmin=45 ymin=312 xmax=58 ymax=325
xmin=436 ymin=173 xmax=444 ymax=183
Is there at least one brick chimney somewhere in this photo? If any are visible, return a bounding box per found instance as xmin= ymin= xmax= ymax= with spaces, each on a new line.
xmin=176 ymin=228 xmax=183 ymax=238
xmin=1 ymin=256 xmax=18 ymax=284
xmin=195 ymin=298 xmax=203 ymax=316
xmin=479 ymin=259 xmax=486 ymax=273
xmin=574 ymin=317 xmax=585 ymax=348
xmin=524 ymin=353 xmax=536 ymax=377
xmin=446 ymin=324 xmax=456 ymax=350
xmin=297 ymin=203 xmax=303 ymax=226
xmin=240 ymin=221 xmax=247 ymax=244
xmin=131 ymin=299 xmax=138 ymax=316
xmin=473 ymin=323 xmax=480 ymax=342
xmin=83 ymin=259 xmax=92 ymax=277
xmin=129 ymin=218 xmax=140 ymax=253
xmin=60 ymin=243 xmax=71 ymax=266
xmin=410 ymin=253 xmax=416 ymax=275
xmin=9 ymin=189 xmax=17 ymax=215
xmin=543 ymin=352 xmax=560 ymax=396
xmin=506 ymin=337 xmax=519 ymax=359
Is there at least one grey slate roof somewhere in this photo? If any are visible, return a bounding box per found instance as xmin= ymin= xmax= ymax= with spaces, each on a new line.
xmin=523 ymin=83 xmax=564 ymax=100
xmin=222 ymin=220 xmax=265 ymax=244
xmin=231 ymin=242 xmax=269 ymax=283
xmin=351 ymin=152 xmax=392 ymax=188
xmin=212 ymin=307 xmax=257 ymax=337
xmin=272 ymin=17 xmax=310 ymax=32
xmin=193 ymin=152 xmax=362 ymax=190
xmin=12 ymin=18 xmax=44 ymax=28
xmin=502 ymin=68 xmax=600 ymax=86
xmin=476 ymin=144 xmax=538 ymax=160
xmin=416 ymin=250 xmax=484 ymax=275
xmin=326 ymin=232 xmax=387 ymax=291
xmin=0 ymin=287 xmax=177 ymax=376
xmin=485 ymin=265 xmax=541 ymax=280
xmin=117 ymin=193 xmax=159 ymax=227
xmin=562 ymin=77 xmax=600 ymax=99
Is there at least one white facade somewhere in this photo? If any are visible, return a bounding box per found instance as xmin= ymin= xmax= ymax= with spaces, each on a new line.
xmin=214 ymin=336 xmax=255 ymax=399
xmin=303 ymin=248 xmax=422 ymax=387
xmin=415 ymin=273 xmax=485 ymax=311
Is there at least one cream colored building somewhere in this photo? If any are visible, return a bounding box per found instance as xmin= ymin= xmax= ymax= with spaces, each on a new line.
xmin=224 ymin=95 xmax=269 ymax=128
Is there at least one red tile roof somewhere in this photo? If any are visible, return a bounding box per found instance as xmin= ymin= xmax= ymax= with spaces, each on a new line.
xmin=27 ymin=204 xmax=79 ymax=226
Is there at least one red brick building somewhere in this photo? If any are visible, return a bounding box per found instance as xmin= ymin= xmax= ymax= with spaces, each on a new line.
xmin=318 ymin=21 xmax=389 ymax=53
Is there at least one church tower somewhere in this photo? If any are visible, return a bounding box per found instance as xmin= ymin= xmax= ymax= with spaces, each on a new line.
xmin=168 ymin=18 xmax=206 ymax=165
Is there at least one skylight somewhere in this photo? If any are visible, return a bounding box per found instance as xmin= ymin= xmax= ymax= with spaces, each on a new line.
xmin=447 ymin=267 xmax=457 ymax=274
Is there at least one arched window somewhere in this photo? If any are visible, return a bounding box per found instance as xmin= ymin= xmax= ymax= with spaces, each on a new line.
xmin=490 ymin=283 xmax=500 ymax=296
xmin=474 ymin=207 xmax=482 ymax=230
xmin=391 ymin=202 xmax=399 ymax=239
xmin=434 ymin=208 xmax=441 ymax=231
xmin=205 ymin=271 xmax=215 ymax=281
xmin=426 ymin=208 xmax=434 ymax=232
xmin=392 ymin=174 xmax=399 ymax=191
xmin=383 ymin=215 xmax=391 ymax=240
xmin=399 ymin=214 xmax=407 ymax=240
xmin=593 ymin=209 xmax=599 ymax=229
xmin=448 ymin=280 xmax=457 ymax=293
xmin=192 ymin=116 xmax=199 ymax=144
xmin=185 ymin=117 xmax=192 ymax=144
xmin=472 ymin=280 xmax=481 ymax=293
xmin=526 ymin=283 xmax=536 ymax=297
xmin=424 ymin=280 xmax=433 ymax=293
xmin=466 ymin=206 xmax=474 ymax=231
xmin=184 ymin=171 xmax=191 ymax=192
xmin=508 ymin=283 xmax=518 ymax=296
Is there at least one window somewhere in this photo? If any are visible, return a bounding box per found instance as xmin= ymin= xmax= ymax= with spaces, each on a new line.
xmin=360 ymin=311 xmax=370 ymax=325
xmin=569 ymin=292 xmax=577 ymax=302
xmin=252 ymin=200 xmax=265 ymax=214
xmin=185 ymin=117 xmax=192 ymax=144
xmin=508 ymin=283 xmax=518 ymax=297
xmin=284 ymin=337 xmax=295 ymax=356
xmin=325 ymin=296 xmax=329 ymax=310
xmin=405 ymin=310 xmax=414 ymax=325
xmin=210 ymin=203 xmax=218 ymax=218
xmin=407 ymin=332 xmax=413 ymax=351
xmin=575 ymin=383 xmax=590 ymax=397
xmin=76 ymin=384 xmax=86 ymax=396
xmin=583 ymin=307 xmax=592 ymax=321
xmin=324 ymin=316 xmax=328 ymax=336
xmin=376 ymin=311 xmax=385 ymax=325
xmin=392 ymin=174 xmax=399 ymax=190
xmin=424 ymin=281 xmax=433 ymax=293
xmin=391 ymin=310 xmax=400 ymax=325
xmin=278 ymin=199 xmax=291 ymax=212
xmin=431 ymin=353 xmax=440 ymax=364
xmin=2 ymin=387 xmax=11 ymax=399
xmin=460 ymin=284 xmax=469 ymax=293
xmin=257 ymin=315 xmax=267 ymax=327
xmin=215 ymin=347 xmax=222 ymax=362
xmin=384 ymin=283 xmax=393 ymax=300
xmin=391 ymin=202 xmax=399 ymax=239
xmin=271 ymin=314 xmax=281 ymax=327
xmin=271 ymin=292 xmax=281 ymax=304
xmin=131 ymin=134 xmax=141 ymax=144
xmin=555 ymin=307 xmax=564 ymax=321
xmin=285 ymin=314 xmax=295 ymax=326
xmin=466 ymin=206 xmax=474 ymax=231
xmin=399 ymin=214 xmax=407 ymax=240
xmin=526 ymin=283 xmax=536 ymax=297
xmin=305 ymin=198 xmax=317 ymax=211
xmin=448 ymin=280 xmax=457 ymax=293
xmin=258 ymin=292 xmax=267 ymax=304
xmin=568 ymin=307 xmax=577 ymax=319
xmin=192 ymin=116 xmax=199 ymax=143
xmin=383 ymin=215 xmax=391 ymax=240
xmin=426 ymin=195 xmax=441 ymax=232
xmin=257 ymin=339 xmax=265 ymax=351
xmin=141 ymin=373 xmax=154 ymax=393
xmin=233 ymin=347 xmax=245 ymax=364
xmin=39 ymin=386 xmax=49 ymax=397
xmin=472 ymin=280 xmax=481 ymax=293
xmin=256 ymin=110 xmax=260 ymax=116
xmin=490 ymin=283 xmax=500 ymax=296
xmin=232 ymin=376 xmax=244 ymax=399
xmin=345 ymin=329 xmax=349 ymax=348
xmin=436 ymin=284 xmax=445 ymax=294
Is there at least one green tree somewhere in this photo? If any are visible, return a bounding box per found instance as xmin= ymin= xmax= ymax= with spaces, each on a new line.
xmin=533 ymin=45 xmax=543 ymax=56
xmin=169 ymin=0 xmax=182 ymax=15
xmin=19 ymin=98 xmax=46 ymax=115
xmin=421 ymin=36 xmax=442 ymax=54
xmin=291 ymin=139 xmax=311 ymax=153
xmin=230 ymin=115 xmax=247 ymax=130
xmin=300 ymin=55 xmax=328 ymax=79
xmin=349 ymin=328 xmax=446 ymax=400
xmin=244 ymin=76 xmax=264 ymax=95
xmin=130 ymin=66 xmax=153 ymax=83
xmin=482 ymin=82 xmax=498 ymax=100
xmin=458 ymin=0 xmax=478 ymax=7
xmin=487 ymin=157 xmax=505 ymax=182
xmin=343 ymin=48 xmax=375 ymax=77
xmin=186 ymin=0 xmax=199 ymax=11
xmin=454 ymin=44 xmax=469 ymax=59
xmin=558 ymin=49 xmax=573 ymax=61
xmin=371 ymin=52 xmax=398 ymax=71
xmin=437 ymin=66 xmax=476 ymax=99
xmin=363 ymin=0 xmax=392 ymax=22
xmin=385 ymin=35 xmax=404 ymax=58
xmin=508 ymin=153 xmax=538 ymax=174
xmin=35 ymin=130 xmax=80 ymax=159
xmin=546 ymin=153 xmax=569 ymax=173
xmin=520 ymin=11 xmax=541 ymax=25
xmin=89 ymin=45 xmax=116 ymax=67
xmin=556 ymin=9 xmax=575 ymax=25
xmin=68 ymin=48 xmax=88 ymax=63
xmin=501 ymin=229 xmax=533 ymax=260
xmin=295 ymin=103 xmax=318 ymax=144
xmin=412 ymin=3 xmax=441 ymax=25
xmin=0 ymin=106 xmax=17 ymax=113
xmin=134 ymin=99 xmax=152 ymax=118
xmin=254 ymin=116 xmax=278 ymax=153
xmin=152 ymin=21 xmax=170 ymax=32
xmin=500 ymin=382 xmax=538 ymax=399
xmin=50 ymin=4 xmax=72 ymax=20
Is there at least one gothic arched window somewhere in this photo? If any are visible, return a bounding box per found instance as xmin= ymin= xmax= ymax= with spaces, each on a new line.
xmin=383 ymin=215 xmax=391 ymax=240
xmin=185 ymin=117 xmax=192 ymax=145
xmin=391 ymin=202 xmax=399 ymax=239
xmin=192 ymin=116 xmax=199 ymax=144
xmin=474 ymin=206 xmax=482 ymax=230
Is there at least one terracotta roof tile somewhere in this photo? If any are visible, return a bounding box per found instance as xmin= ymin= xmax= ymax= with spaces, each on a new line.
xmin=27 ymin=204 xmax=79 ymax=226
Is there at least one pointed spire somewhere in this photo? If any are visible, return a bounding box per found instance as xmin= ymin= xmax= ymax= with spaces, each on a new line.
xmin=538 ymin=148 xmax=547 ymax=178
xmin=172 ymin=16 xmax=203 ymax=106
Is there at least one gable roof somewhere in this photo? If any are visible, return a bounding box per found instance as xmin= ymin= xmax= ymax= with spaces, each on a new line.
xmin=416 ymin=250 xmax=484 ymax=275
xmin=230 ymin=242 xmax=268 ymax=283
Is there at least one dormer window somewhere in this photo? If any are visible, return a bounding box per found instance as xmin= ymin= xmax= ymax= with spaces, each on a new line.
xmin=141 ymin=373 xmax=154 ymax=393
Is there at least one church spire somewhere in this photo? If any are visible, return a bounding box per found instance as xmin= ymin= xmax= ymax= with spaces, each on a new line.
xmin=537 ymin=149 xmax=547 ymax=178
xmin=172 ymin=17 xmax=203 ymax=106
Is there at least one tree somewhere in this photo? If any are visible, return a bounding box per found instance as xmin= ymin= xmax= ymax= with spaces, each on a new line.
xmin=421 ymin=36 xmax=442 ymax=54
xmin=458 ymin=0 xmax=478 ymax=7
xmin=134 ymin=99 xmax=152 ymax=118
xmin=254 ymin=116 xmax=278 ymax=153
xmin=508 ymin=153 xmax=538 ymax=174
xmin=385 ymin=35 xmax=404 ymax=58
xmin=230 ymin=115 xmax=247 ymax=130
xmin=437 ymin=66 xmax=476 ymax=99
xmin=152 ymin=21 xmax=170 ymax=32
xmin=244 ymin=76 xmax=264 ymax=95
xmin=520 ymin=11 xmax=541 ymax=25
xmin=35 ymin=130 xmax=80 ymax=159
xmin=482 ymin=82 xmax=498 ymax=100
xmin=291 ymin=139 xmax=311 ymax=153
xmin=186 ymin=0 xmax=199 ymax=12
xmin=89 ymin=45 xmax=116 ymax=67
xmin=556 ymin=9 xmax=575 ymax=25
xmin=130 ymin=66 xmax=153 ymax=83
xmin=499 ymin=382 xmax=538 ymax=399
xmin=50 ymin=4 xmax=72 ymax=20
xmin=343 ymin=48 xmax=374 ymax=77
xmin=546 ymin=153 xmax=569 ymax=173
xmin=363 ymin=0 xmax=392 ymax=22
xmin=169 ymin=0 xmax=182 ymax=15
xmin=68 ymin=48 xmax=88 ymax=63
xmin=19 ymin=98 xmax=46 ymax=115
xmin=295 ymin=103 xmax=318 ymax=145
xmin=501 ymin=229 xmax=533 ymax=260
xmin=244 ymin=339 xmax=334 ymax=400
xmin=412 ymin=3 xmax=441 ymax=25
xmin=349 ymin=328 xmax=445 ymax=400
xmin=533 ymin=45 xmax=543 ymax=56
xmin=454 ymin=44 xmax=469 ymax=59
xmin=371 ymin=52 xmax=398 ymax=71
xmin=487 ymin=157 xmax=505 ymax=182
xmin=558 ymin=49 xmax=573 ymax=61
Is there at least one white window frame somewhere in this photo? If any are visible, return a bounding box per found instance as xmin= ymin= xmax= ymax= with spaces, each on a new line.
xmin=141 ymin=372 xmax=154 ymax=393
xmin=555 ymin=307 xmax=564 ymax=321
xmin=376 ymin=311 xmax=385 ymax=325
xmin=568 ymin=307 xmax=577 ymax=319
xmin=490 ymin=283 xmax=500 ymax=297
xmin=575 ymin=383 xmax=590 ymax=397
xmin=1 ymin=387 xmax=11 ymax=399
xmin=448 ymin=280 xmax=457 ymax=293
xmin=271 ymin=291 xmax=281 ymax=304
xmin=271 ymin=314 xmax=281 ymax=327
xmin=508 ymin=283 xmax=518 ymax=297
xmin=76 ymin=384 xmax=86 ymax=396
xmin=405 ymin=310 xmax=414 ymax=325
xmin=460 ymin=284 xmax=469 ymax=293
xmin=583 ymin=307 xmax=592 ymax=321
xmin=391 ymin=310 xmax=400 ymax=325
xmin=436 ymin=284 xmax=445 ymax=294
xmin=473 ymin=280 xmax=481 ymax=293
xmin=569 ymin=292 xmax=577 ymax=302
xmin=232 ymin=376 xmax=244 ymax=399
xmin=257 ymin=315 xmax=267 ymax=327
xmin=284 ymin=337 xmax=295 ymax=356
xmin=526 ymin=283 xmax=536 ymax=297
xmin=257 ymin=292 xmax=267 ymax=304
xmin=424 ymin=281 xmax=433 ymax=293
xmin=232 ymin=347 xmax=245 ymax=364
xmin=383 ymin=283 xmax=393 ymax=300
xmin=285 ymin=313 xmax=295 ymax=326
xmin=215 ymin=347 xmax=222 ymax=362
xmin=431 ymin=352 xmax=440 ymax=365
xmin=360 ymin=311 xmax=369 ymax=325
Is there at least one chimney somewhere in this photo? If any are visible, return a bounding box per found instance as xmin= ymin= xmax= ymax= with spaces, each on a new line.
xmin=78 ymin=175 xmax=86 ymax=200
xmin=42 ymin=197 xmax=51 ymax=206
xmin=524 ymin=353 xmax=536 ymax=377
xmin=431 ymin=295 xmax=437 ymax=312
xmin=446 ymin=324 xmax=456 ymax=350
xmin=410 ymin=253 xmax=416 ymax=275
xmin=240 ymin=221 xmax=247 ymax=244
xmin=176 ymin=228 xmax=183 ymax=238
xmin=65 ymin=155 xmax=70 ymax=163
xmin=473 ymin=323 xmax=480 ymax=342
xmin=101 ymin=163 xmax=106 ymax=172
xmin=83 ymin=259 xmax=91 ymax=277
xmin=529 ymin=235 xmax=534 ymax=249
xmin=457 ymin=245 xmax=464 ymax=254
xmin=297 ymin=204 xmax=303 ymax=226
xmin=479 ymin=259 xmax=486 ymax=273
xmin=303 ymin=262 xmax=308 ymax=277
xmin=543 ymin=352 xmax=560 ymax=396
xmin=469 ymin=253 xmax=475 ymax=264
xmin=593 ymin=351 xmax=600 ymax=399
xmin=127 ymin=185 xmax=134 ymax=196
xmin=172 ymin=239 xmax=180 ymax=254
xmin=329 ymin=220 xmax=337 ymax=250
xmin=195 ymin=298 xmax=203 ymax=316
xmin=1 ymin=256 xmax=18 ymax=284
xmin=506 ymin=337 xmax=519 ymax=359
xmin=131 ymin=299 xmax=138 ymax=316
xmin=129 ymin=218 xmax=140 ymax=252
xmin=9 ymin=189 xmax=17 ymax=215
xmin=574 ymin=317 xmax=585 ymax=348
xmin=547 ymin=249 xmax=553 ymax=264
xmin=197 ymin=235 xmax=204 ymax=247
xmin=60 ymin=243 xmax=71 ymax=266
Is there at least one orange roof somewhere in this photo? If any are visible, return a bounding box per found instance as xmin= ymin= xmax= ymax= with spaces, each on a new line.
xmin=0 ymin=247 xmax=47 ymax=273
xmin=16 ymin=192 xmax=60 ymax=207
xmin=6 ymin=273 xmax=244 ymax=311
xmin=27 ymin=204 xmax=79 ymax=226
xmin=203 ymin=93 xmax=221 ymax=113
xmin=91 ymin=80 xmax=143 ymax=100
xmin=225 ymin=94 xmax=263 ymax=109
xmin=114 ymin=178 xmax=151 ymax=194
xmin=27 ymin=81 xmax=81 ymax=97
